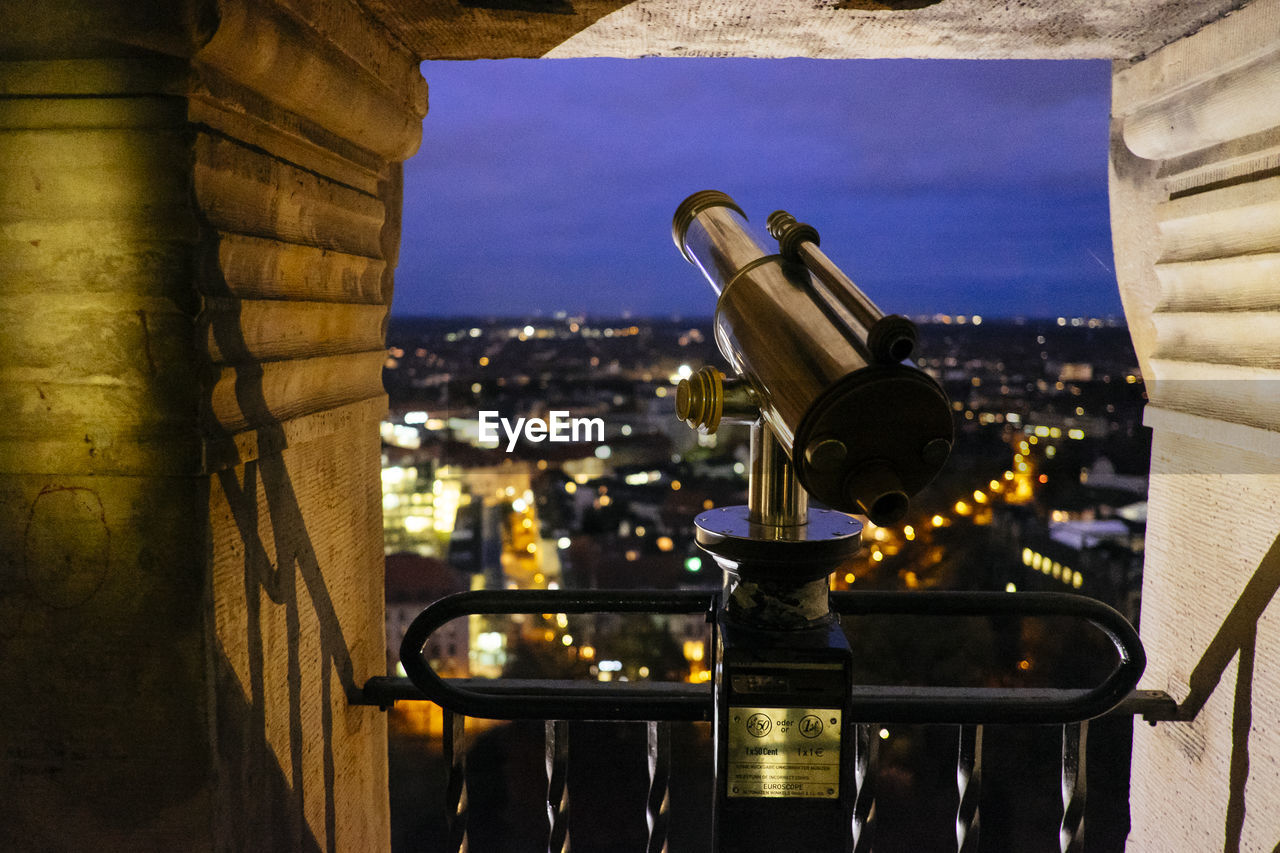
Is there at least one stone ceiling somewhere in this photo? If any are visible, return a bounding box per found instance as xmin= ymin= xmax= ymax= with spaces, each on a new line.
xmin=358 ymin=0 xmax=1249 ymax=61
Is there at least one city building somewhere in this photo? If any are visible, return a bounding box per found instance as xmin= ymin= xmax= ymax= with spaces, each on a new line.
xmin=384 ymin=553 xmax=470 ymax=679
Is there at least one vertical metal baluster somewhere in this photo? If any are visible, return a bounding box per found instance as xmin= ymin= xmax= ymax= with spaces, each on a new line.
xmin=546 ymin=720 xmax=571 ymax=853
xmin=1060 ymin=720 xmax=1088 ymax=853
xmin=443 ymin=710 xmax=469 ymax=852
xmin=646 ymin=721 xmax=671 ymax=853
xmin=956 ymin=724 xmax=983 ymax=853
xmin=852 ymin=723 xmax=879 ymax=853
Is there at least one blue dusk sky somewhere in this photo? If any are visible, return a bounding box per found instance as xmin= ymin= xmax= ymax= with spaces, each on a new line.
xmin=396 ymin=58 xmax=1118 ymax=320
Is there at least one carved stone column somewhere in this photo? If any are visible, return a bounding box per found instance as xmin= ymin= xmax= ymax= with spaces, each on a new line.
xmin=1110 ymin=1 xmax=1280 ymax=849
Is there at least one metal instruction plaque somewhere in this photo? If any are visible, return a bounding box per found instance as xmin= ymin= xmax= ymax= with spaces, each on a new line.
xmin=726 ymin=706 xmax=842 ymax=799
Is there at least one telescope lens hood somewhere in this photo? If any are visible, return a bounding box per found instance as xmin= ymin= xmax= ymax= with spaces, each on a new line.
xmin=672 ymin=190 xmax=746 ymax=261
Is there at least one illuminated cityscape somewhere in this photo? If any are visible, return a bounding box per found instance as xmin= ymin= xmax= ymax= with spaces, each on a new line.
xmin=383 ymin=313 xmax=1149 ymax=849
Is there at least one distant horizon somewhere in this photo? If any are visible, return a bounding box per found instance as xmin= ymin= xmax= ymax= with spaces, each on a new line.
xmin=388 ymin=312 xmax=1127 ymax=324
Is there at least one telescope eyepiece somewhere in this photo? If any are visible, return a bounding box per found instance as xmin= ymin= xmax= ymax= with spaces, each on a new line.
xmin=867 ymin=314 xmax=918 ymax=364
xmin=845 ymin=461 xmax=910 ymax=526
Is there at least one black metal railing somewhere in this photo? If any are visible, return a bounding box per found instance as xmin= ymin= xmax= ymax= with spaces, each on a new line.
xmin=360 ymin=588 xmax=1176 ymax=852
xmin=387 ymin=589 xmax=715 ymax=721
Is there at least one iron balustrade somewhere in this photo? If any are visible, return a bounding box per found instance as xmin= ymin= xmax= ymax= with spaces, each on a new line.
xmin=359 ymin=587 xmax=1173 ymax=852
xmin=360 ymin=194 xmax=1182 ymax=851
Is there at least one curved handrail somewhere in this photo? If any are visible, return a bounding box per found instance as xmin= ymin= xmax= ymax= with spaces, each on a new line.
xmin=394 ymin=588 xmax=1146 ymax=724
xmin=829 ymin=590 xmax=1146 ymax=724
xmin=398 ymin=589 xmax=716 ymax=721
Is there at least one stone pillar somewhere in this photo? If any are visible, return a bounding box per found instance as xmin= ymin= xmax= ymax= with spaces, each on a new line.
xmin=0 ymin=5 xmax=212 ymax=848
xmin=0 ymin=1 xmax=424 ymax=849
xmin=1109 ymin=1 xmax=1280 ymax=849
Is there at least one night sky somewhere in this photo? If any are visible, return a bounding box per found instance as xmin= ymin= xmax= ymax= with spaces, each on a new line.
xmin=396 ymin=58 xmax=1118 ymax=320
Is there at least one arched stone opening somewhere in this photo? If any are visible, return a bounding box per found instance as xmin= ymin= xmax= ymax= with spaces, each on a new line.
xmin=2 ymin=1 xmax=1277 ymax=849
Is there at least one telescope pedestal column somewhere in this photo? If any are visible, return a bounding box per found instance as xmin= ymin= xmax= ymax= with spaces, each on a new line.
xmin=698 ymin=423 xmax=864 ymax=852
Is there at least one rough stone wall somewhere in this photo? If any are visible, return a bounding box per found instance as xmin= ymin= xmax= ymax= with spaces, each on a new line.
xmin=0 ymin=0 xmax=422 ymax=849
xmin=1109 ymin=1 xmax=1280 ymax=849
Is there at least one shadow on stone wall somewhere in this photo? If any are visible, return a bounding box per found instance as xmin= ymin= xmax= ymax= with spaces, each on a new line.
xmin=202 ymin=260 xmax=372 ymax=851
xmin=1176 ymin=530 xmax=1280 ymax=852
xmin=213 ymin=455 xmax=360 ymax=852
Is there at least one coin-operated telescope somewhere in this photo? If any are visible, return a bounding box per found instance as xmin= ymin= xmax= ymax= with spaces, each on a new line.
xmin=672 ymin=190 xmax=952 ymax=852
xmin=673 ymin=189 xmax=953 ymax=525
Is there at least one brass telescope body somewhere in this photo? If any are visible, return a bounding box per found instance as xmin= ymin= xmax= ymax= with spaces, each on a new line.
xmin=672 ymin=190 xmax=953 ymax=525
